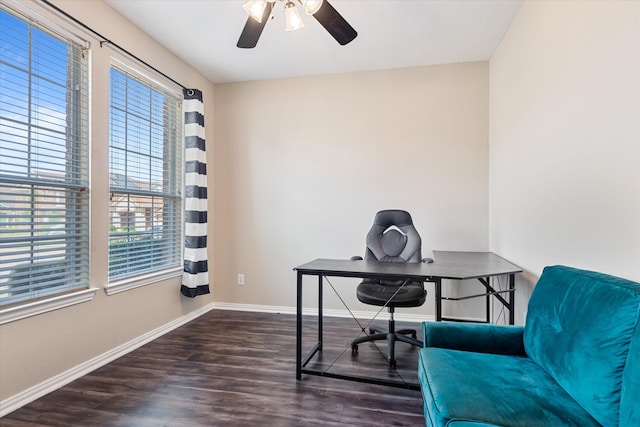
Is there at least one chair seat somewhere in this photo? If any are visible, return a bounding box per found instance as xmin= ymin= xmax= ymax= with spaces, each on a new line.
xmin=357 ymin=280 xmax=426 ymax=307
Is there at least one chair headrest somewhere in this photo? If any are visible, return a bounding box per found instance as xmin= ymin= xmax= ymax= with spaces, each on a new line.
xmin=373 ymin=210 xmax=413 ymax=228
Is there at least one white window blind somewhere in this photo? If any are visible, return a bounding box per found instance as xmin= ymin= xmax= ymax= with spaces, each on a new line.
xmin=0 ymin=6 xmax=90 ymax=306
xmin=108 ymin=66 xmax=183 ymax=281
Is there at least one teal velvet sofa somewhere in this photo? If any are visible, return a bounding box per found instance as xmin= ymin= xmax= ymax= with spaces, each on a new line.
xmin=417 ymin=265 xmax=640 ymax=427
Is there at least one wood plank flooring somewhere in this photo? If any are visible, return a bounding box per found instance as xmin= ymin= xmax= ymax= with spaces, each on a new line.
xmin=1 ymin=310 xmax=426 ymax=426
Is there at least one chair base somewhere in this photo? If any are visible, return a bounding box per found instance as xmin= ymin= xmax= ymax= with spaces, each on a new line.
xmin=351 ymin=320 xmax=423 ymax=368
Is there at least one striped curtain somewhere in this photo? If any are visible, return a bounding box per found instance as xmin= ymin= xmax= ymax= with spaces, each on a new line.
xmin=181 ymin=89 xmax=210 ymax=297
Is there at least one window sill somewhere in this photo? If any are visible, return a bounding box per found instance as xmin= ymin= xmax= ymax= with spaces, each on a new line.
xmin=0 ymin=288 xmax=99 ymax=325
xmin=105 ymin=268 xmax=183 ymax=296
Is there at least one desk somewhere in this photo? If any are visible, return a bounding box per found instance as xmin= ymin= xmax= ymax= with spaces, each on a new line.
xmin=429 ymin=251 xmax=523 ymax=324
xmin=294 ymin=251 xmax=522 ymax=389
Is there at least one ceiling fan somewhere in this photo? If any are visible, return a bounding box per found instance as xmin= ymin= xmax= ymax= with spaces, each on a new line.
xmin=237 ymin=0 xmax=358 ymax=49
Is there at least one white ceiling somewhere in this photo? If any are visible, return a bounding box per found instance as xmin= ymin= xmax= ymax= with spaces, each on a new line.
xmin=105 ymin=0 xmax=523 ymax=84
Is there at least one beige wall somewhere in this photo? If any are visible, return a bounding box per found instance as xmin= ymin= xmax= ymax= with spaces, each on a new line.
xmin=0 ymin=0 xmax=215 ymax=403
xmin=489 ymin=0 xmax=640 ymax=308
xmin=213 ymin=62 xmax=490 ymax=318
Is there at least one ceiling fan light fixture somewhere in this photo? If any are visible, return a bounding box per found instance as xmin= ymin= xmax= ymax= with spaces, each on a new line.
xmin=284 ymin=1 xmax=305 ymax=31
xmin=302 ymin=0 xmax=323 ymax=15
xmin=237 ymin=0 xmax=357 ymax=48
xmin=242 ymin=0 xmax=268 ymax=23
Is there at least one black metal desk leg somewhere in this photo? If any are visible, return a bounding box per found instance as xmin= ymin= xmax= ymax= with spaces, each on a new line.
xmin=435 ymin=278 xmax=442 ymax=321
xmin=296 ymin=271 xmax=303 ymax=380
xmin=318 ymin=275 xmax=323 ymax=351
xmin=485 ymin=277 xmax=491 ymax=323
xmin=509 ymin=273 xmax=515 ymax=325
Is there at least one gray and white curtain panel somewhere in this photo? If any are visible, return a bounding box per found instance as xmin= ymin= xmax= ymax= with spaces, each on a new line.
xmin=181 ymin=89 xmax=210 ymax=297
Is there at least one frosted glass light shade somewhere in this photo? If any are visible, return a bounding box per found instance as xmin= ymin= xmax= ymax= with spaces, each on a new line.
xmin=303 ymin=0 xmax=323 ymax=15
xmin=242 ymin=0 xmax=267 ymax=23
xmin=284 ymin=1 xmax=305 ymax=31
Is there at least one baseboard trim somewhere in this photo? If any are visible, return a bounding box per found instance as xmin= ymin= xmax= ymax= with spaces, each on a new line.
xmin=0 ymin=302 xmax=216 ymax=418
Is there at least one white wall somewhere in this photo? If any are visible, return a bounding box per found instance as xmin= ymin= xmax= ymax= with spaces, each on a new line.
xmin=214 ymin=62 xmax=490 ymax=319
xmin=0 ymin=0 xmax=215 ymax=404
xmin=489 ymin=0 xmax=640 ymax=304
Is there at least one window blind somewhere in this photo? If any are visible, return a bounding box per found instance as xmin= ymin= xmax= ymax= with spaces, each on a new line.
xmin=108 ymin=66 xmax=183 ymax=281
xmin=0 ymin=6 xmax=90 ymax=305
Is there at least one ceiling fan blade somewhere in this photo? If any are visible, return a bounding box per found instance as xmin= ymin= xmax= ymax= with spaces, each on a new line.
xmin=237 ymin=2 xmax=274 ymax=49
xmin=312 ymin=0 xmax=357 ymax=46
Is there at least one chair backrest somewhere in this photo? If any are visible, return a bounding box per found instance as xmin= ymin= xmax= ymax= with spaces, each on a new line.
xmin=364 ymin=210 xmax=422 ymax=263
xmin=523 ymin=265 xmax=640 ymax=426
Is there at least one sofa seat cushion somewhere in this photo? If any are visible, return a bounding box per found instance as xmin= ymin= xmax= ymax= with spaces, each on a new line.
xmin=418 ymin=347 xmax=600 ymax=427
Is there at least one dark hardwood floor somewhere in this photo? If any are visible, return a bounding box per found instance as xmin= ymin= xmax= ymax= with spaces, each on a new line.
xmin=1 ymin=310 xmax=426 ymax=426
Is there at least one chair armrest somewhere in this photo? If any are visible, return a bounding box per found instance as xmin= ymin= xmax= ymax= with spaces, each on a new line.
xmin=422 ymin=321 xmax=526 ymax=356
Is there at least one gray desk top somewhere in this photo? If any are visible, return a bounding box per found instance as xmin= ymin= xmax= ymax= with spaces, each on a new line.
xmin=294 ymin=258 xmax=433 ymax=280
xmin=294 ymin=251 xmax=522 ymax=281
xmin=428 ymin=251 xmax=522 ymax=280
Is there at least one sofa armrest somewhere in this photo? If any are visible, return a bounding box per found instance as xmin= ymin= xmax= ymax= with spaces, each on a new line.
xmin=423 ymin=321 xmax=526 ymax=356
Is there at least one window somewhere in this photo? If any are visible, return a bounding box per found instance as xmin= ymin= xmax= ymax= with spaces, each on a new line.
xmin=0 ymin=6 xmax=90 ymax=306
xmin=108 ymin=66 xmax=182 ymax=282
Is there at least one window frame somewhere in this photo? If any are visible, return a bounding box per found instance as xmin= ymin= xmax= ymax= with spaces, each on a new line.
xmin=0 ymin=2 xmax=97 ymax=322
xmin=105 ymin=59 xmax=184 ymax=294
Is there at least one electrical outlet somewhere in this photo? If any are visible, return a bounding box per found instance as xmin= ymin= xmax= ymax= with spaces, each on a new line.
xmin=237 ymin=273 xmax=245 ymax=286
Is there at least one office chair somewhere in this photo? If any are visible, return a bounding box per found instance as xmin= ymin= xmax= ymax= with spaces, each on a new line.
xmin=351 ymin=209 xmax=432 ymax=368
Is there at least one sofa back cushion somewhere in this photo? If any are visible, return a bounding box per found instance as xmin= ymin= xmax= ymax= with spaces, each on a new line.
xmin=524 ymin=265 xmax=640 ymax=426
xmin=619 ymin=317 xmax=640 ymax=427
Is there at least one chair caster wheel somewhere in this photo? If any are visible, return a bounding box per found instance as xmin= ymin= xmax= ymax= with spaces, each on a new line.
xmin=389 ymin=360 xmax=396 ymax=368
xmin=351 ymin=344 xmax=358 ymax=353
